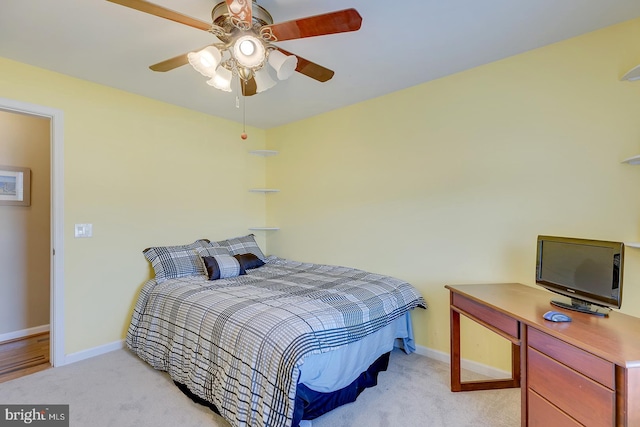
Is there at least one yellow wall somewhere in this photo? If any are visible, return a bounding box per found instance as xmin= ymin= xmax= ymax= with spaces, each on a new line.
xmin=0 ymin=57 xmax=267 ymax=354
xmin=266 ymin=18 xmax=640 ymax=370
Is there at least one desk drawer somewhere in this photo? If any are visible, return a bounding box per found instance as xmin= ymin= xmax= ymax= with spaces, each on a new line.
xmin=451 ymin=293 xmax=519 ymax=339
xmin=528 ymin=389 xmax=581 ymax=427
xmin=528 ymin=327 xmax=614 ymax=388
xmin=528 ymin=347 xmax=614 ymax=426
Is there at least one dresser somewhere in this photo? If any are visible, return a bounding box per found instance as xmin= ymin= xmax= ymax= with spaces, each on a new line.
xmin=445 ymin=283 xmax=640 ymax=426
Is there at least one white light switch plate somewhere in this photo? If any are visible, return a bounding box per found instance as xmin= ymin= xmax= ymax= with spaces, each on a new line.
xmin=74 ymin=223 xmax=93 ymax=238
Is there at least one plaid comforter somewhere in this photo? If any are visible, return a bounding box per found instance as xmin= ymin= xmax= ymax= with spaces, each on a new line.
xmin=126 ymin=256 xmax=426 ymax=427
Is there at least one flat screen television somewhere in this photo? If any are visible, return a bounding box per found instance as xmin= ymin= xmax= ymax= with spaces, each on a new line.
xmin=535 ymin=235 xmax=624 ymax=317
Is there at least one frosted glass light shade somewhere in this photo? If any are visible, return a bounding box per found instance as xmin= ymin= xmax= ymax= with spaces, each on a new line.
xmin=268 ymin=50 xmax=298 ymax=80
xmin=254 ymin=68 xmax=276 ymax=93
xmin=233 ymin=35 xmax=266 ymax=68
xmin=188 ymin=46 xmax=222 ymax=78
xmin=206 ymin=67 xmax=233 ymax=92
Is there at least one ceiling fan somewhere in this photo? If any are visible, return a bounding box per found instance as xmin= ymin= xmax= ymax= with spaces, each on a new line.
xmin=107 ymin=0 xmax=363 ymax=96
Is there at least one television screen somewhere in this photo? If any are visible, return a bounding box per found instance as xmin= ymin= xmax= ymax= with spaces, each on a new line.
xmin=536 ymin=235 xmax=624 ymax=315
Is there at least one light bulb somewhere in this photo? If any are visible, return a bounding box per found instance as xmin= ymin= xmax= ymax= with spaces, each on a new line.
xmin=233 ymin=35 xmax=265 ymax=68
xmin=239 ymin=39 xmax=255 ymax=56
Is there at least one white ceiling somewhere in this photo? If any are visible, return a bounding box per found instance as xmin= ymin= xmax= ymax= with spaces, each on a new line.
xmin=2 ymin=0 xmax=640 ymax=129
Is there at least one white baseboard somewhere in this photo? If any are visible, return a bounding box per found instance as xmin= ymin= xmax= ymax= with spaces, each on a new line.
xmin=63 ymin=339 xmax=125 ymax=366
xmin=415 ymin=344 xmax=511 ymax=379
xmin=0 ymin=324 xmax=50 ymax=343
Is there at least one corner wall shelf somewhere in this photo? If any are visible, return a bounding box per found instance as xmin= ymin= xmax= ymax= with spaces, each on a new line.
xmin=622 ymin=155 xmax=640 ymax=165
xmin=249 ymin=188 xmax=280 ymax=193
xmin=621 ymin=64 xmax=640 ymax=82
xmin=249 ymin=150 xmax=279 ymax=157
xmin=248 ymin=150 xmax=279 ymax=232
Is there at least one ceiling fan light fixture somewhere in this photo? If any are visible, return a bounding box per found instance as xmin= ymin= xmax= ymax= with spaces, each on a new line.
xmin=112 ymin=1 xmax=362 ymax=98
xmin=254 ymin=68 xmax=277 ymax=93
xmin=233 ymin=35 xmax=266 ymax=69
xmin=187 ymin=46 xmax=222 ymax=77
xmin=206 ymin=67 xmax=233 ymax=92
xmin=268 ymin=50 xmax=298 ymax=81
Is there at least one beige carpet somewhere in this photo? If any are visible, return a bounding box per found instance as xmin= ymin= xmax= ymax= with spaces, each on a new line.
xmin=0 ymin=348 xmax=519 ymax=426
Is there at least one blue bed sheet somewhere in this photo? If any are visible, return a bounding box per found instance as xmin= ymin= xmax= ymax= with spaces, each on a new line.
xmin=298 ymin=312 xmax=415 ymax=393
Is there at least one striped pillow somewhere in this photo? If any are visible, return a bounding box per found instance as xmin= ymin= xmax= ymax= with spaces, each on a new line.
xmin=196 ymin=245 xmax=232 ymax=258
xmin=202 ymin=254 xmax=246 ymax=280
xmin=143 ymin=239 xmax=210 ymax=282
xmin=218 ymin=234 xmax=266 ymax=261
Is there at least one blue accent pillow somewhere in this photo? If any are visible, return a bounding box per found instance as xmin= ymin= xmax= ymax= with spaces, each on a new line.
xmin=234 ymin=253 xmax=265 ymax=271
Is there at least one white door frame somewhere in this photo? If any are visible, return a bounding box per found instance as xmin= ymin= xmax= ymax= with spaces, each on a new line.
xmin=0 ymin=97 xmax=65 ymax=367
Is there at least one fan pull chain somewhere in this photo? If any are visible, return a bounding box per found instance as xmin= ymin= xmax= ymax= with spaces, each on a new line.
xmin=240 ymin=79 xmax=248 ymax=140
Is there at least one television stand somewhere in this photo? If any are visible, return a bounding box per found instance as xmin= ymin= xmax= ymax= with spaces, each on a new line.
xmin=550 ymin=299 xmax=609 ymax=317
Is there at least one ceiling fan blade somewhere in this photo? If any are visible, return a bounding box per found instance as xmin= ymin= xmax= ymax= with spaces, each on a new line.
xmin=263 ymin=8 xmax=362 ymax=42
xmin=107 ymin=0 xmax=211 ymax=31
xmin=225 ymin=0 xmax=253 ymax=27
xmin=150 ymin=54 xmax=188 ymax=72
xmin=276 ymin=48 xmax=335 ymax=83
xmin=241 ymin=77 xmax=257 ymax=96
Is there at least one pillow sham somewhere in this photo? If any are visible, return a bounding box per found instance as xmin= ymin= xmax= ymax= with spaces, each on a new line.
xmin=143 ymin=239 xmax=210 ymax=282
xmin=233 ymin=253 xmax=265 ymax=271
xmin=202 ymin=254 xmax=246 ymax=280
xmin=196 ymin=245 xmax=232 ymax=258
xmin=218 ymin=234 xmax=266 ymax=261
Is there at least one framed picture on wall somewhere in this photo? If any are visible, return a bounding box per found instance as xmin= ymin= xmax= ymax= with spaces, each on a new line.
xmin=0 ymin=166 xmax=31 ymax=206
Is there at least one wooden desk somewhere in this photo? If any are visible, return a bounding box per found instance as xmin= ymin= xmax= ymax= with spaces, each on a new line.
xmin=446 ymin=283 xmax=640 ymax=427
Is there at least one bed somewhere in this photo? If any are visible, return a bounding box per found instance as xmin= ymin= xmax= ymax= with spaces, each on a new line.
xmin=126 ymin=235 xmax=426 ymax=427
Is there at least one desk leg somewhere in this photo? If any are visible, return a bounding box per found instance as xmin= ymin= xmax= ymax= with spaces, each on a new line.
xmin=511 ymin=340 xmax=521 ymax=385
xmin=520 ymin=323 xmax=528 ymax=427
xmin=449 ymin=305 xmax=521 ymax=392
xmin=451 ymin=307 xmax=463 ymax=392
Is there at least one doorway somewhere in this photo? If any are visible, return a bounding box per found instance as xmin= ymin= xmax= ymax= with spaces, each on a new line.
xmin=0 ymin=97 xmax=64 ymax=368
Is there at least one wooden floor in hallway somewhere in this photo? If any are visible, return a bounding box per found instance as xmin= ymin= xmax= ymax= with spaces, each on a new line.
xmin=0 ymin=332 xmax=50 ymax=384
